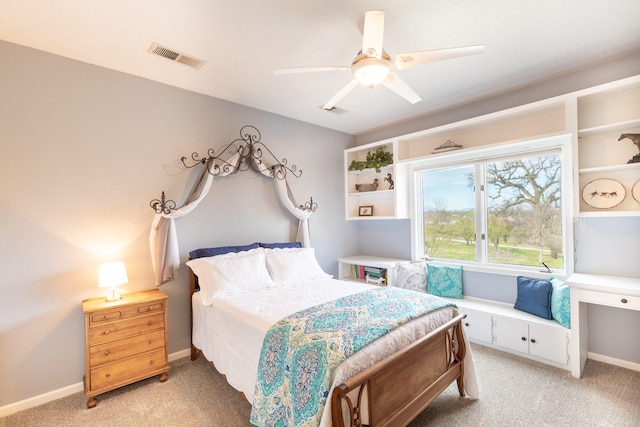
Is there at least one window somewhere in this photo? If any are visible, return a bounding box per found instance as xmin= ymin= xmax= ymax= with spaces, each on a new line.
xmin=412 ymin=137 xmax=571 ymax=275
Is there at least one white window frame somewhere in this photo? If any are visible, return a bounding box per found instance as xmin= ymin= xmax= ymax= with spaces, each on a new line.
xmin=407 ymin=134 xmax=575 ymax=278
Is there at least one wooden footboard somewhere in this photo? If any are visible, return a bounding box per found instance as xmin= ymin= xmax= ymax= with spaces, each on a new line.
xmin=331 ymin=313 xmax=467 ymax=427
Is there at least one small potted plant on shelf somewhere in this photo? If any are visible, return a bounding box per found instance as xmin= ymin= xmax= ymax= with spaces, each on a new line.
xmin=348 ymin=147 xmax=393 ymax=173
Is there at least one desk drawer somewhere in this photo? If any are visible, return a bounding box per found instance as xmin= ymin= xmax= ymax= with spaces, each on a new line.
xmin=90 ymin=348 xmax=166 ymax=390
xmin=88 ymin=313 xmax=165 ymax=344
xmin=577 ymin=289 xmax=640 ymax=310
xmin=89 ymin=329 xmax=166 ymax=366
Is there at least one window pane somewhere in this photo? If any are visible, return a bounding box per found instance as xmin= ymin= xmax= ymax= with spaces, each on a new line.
xmin=421 ymin=166 xmax=476 ymax=261
xmin=486 ymin=154 xmax=563 ymax=268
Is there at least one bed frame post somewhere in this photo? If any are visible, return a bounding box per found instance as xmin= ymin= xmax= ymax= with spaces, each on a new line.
xmin=189 ymin=269 xmax=198 ymax=361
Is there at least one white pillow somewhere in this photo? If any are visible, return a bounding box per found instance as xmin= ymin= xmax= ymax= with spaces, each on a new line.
xmin=264 ymin=247 xmax=332 ymax=285
xmin=186 ymin=248 xmax=276 ymax=305
xmin=395 ymin=261 xmax=428 ymax=293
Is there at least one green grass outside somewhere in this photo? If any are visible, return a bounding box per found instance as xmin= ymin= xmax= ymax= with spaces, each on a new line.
xmin=430 ymin=240 xmax=564 ymax=268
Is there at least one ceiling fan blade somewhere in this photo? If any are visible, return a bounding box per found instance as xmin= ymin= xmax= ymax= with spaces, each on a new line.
xmin=274 ymin=66 xmax=349 ymax=75
xmin=322 ymin=79 xmax=360 ymax=110
xmin=362 ymin=10 xmax=384 ymax=58
xmin=394 ymin=45 xmax=485 ymax=70
xmin=381 ymin=72 xmax=422 ymax=104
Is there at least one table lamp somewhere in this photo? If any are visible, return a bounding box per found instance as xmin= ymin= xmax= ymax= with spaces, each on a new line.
xmin=98 ymin=261 xmax=128 ymax=301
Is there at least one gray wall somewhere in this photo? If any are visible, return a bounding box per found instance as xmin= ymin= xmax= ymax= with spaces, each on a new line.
xmin=355 ymin=51 xmax=640 ymax=364
xmin=0 ymin=40 xmax=357 ymax=407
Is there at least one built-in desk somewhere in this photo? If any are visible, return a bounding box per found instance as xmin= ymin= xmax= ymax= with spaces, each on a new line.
xmin=567 ymin=273 xmax=640 ymax=378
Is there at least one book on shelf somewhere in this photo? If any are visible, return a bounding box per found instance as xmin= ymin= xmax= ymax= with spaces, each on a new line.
xmin=349 ymin=264 xmax=387 ymax=281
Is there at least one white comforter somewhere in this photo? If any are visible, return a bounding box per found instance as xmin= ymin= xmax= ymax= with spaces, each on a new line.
xmin=192 ymin=278 xmax=478 ymax=426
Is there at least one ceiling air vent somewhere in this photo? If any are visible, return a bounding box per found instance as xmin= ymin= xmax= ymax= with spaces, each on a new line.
xmin=148 ymin=42 xmax=205 ymax=70
xmin=321 ymin=106 xmax=349 ymax=115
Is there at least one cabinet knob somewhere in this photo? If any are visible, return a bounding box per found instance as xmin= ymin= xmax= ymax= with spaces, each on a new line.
xmin=521 ymin=337 xmax=526 ymax=341
xmin=105 ymin=373 xmax=110 ymax=378
xmin=530 ymin=338 xmax=536 ymax=343
xmin=104 ymin=350 xmax=110 ymax=356
xmin=103 ymin=330 xmax=110 ymax=335
xmin=464 ymin=322 xmax=470 ymax=327
xmin=621 ymin=298 xmax=628 ymax=304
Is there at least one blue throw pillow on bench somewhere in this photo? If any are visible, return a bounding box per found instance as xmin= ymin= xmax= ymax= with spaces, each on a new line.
xmin=514 ymin=276 xmax=553 ymax=319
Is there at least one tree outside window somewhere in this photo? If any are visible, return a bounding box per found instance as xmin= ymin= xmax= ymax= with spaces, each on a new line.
xmin=420 ymin=152 xmax=563 ymax=270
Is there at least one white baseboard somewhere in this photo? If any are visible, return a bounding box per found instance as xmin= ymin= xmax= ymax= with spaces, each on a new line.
xmin=0 ymin=348 xmax=192 ymax=418
xmin=588 ymin=351 xmax=640 ymax=372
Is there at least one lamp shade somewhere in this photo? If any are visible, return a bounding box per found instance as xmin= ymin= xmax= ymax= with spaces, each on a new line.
xmin=98 ymin=261 xmax=128 ymax=288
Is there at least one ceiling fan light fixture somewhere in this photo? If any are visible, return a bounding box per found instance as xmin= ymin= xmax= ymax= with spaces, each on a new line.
xmin=352 ymin=57 xmax=391 ymax=87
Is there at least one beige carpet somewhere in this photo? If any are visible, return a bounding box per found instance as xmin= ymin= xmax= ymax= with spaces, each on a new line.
xmin=2 ymin=344 xmax=639 ymax=426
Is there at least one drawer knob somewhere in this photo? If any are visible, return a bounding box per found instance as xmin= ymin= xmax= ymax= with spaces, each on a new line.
xmin=621 ymin=298 xmax=628 ymax=304
xmin=105 ymin=373 xmax=111 ymax=378
xmin=103 ymin=330 xmax=110 ymax=335
xmin=530 ymin=338 xmax=536 ymax=343
xmin=104 ymin=350 xmax=110 ymax=356
xmin=521 ymin=337 xmax=526 ymax=341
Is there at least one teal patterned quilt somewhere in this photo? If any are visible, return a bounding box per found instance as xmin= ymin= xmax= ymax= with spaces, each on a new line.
xmin=249 ymin=286 xmax=455 ymax=427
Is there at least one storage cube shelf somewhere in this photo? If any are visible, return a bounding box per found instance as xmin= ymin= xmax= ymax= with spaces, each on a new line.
xmin=338 ymin=256 xmax=410 ymax=287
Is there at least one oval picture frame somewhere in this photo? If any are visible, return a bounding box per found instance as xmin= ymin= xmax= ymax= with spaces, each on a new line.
xmin=632 ymin=180 xmax=640 ymax=205
xmin=582 ymin=178 xmax=626 ymax=209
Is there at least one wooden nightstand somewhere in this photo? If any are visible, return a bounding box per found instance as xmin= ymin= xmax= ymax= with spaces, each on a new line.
xmin=82 ymin=289 xmax=169 ymax=408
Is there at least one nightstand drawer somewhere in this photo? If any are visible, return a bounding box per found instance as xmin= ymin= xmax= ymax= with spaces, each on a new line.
xmin=122 ymin=301 xmax=165 ymax=318
xmin=90 ymin=348 xmax=166 ymax=390
xmin=88 ymin=313 xmax=165 ymax=344
xmin=89 ymin=329 xmax=166 ymax=366
xmin=90 ymin=310 xmax=123 ymax=325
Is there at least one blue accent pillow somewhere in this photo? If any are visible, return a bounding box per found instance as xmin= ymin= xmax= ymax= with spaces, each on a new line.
xmin=550 ymin=276 xmax=571 ymax=328
xmin=514 ymin=276 xmax=552 ymax=319
xmin=259 ymin=242 xmax=302 ymax=249
xmin=189 ymin=242 xmax=259 ymax=259
xmin=427 ymin=264 xmax=463 ymax=299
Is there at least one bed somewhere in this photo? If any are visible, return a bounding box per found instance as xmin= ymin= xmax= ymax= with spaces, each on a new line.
xmin=186 ymin=245 xmax=478 ymax=427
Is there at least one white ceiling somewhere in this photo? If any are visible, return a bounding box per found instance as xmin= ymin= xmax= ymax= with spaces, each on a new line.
xmin=1 ymin=0 xmax=639 ymax=135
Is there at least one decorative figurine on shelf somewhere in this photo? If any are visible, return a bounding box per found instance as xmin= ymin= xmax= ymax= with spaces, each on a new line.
xmin=619 ymin=133 xmax=640 ymax=164
xmin=355 ymin=178 xmax=379 ymax=192
xmin=384 ymin=173 xmax=394 ymax=190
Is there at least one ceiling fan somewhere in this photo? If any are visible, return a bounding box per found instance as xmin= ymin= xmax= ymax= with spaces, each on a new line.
xmin=275 ymin=10 xmax=484 ymax=110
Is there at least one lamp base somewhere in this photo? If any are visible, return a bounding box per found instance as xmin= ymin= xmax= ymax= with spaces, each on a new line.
xmin=105 ymin=287 xmax=121 ymax=302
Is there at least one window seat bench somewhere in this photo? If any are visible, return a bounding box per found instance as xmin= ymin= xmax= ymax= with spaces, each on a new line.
xmin=441 ymin=296 xmax=571 ymax=370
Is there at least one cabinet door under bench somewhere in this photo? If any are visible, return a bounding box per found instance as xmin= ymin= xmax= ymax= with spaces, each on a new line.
xmin=459 ymin=308 xmax=493 ymax=345
xmin=82 ymin=289 xmax=169 ymax=408
xmin=494 ymin=316 xmax=569 ymax=365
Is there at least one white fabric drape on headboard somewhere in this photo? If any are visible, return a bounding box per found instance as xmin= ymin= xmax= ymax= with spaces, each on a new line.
xmin=150 ymin=151 xmax=312 ymax=286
